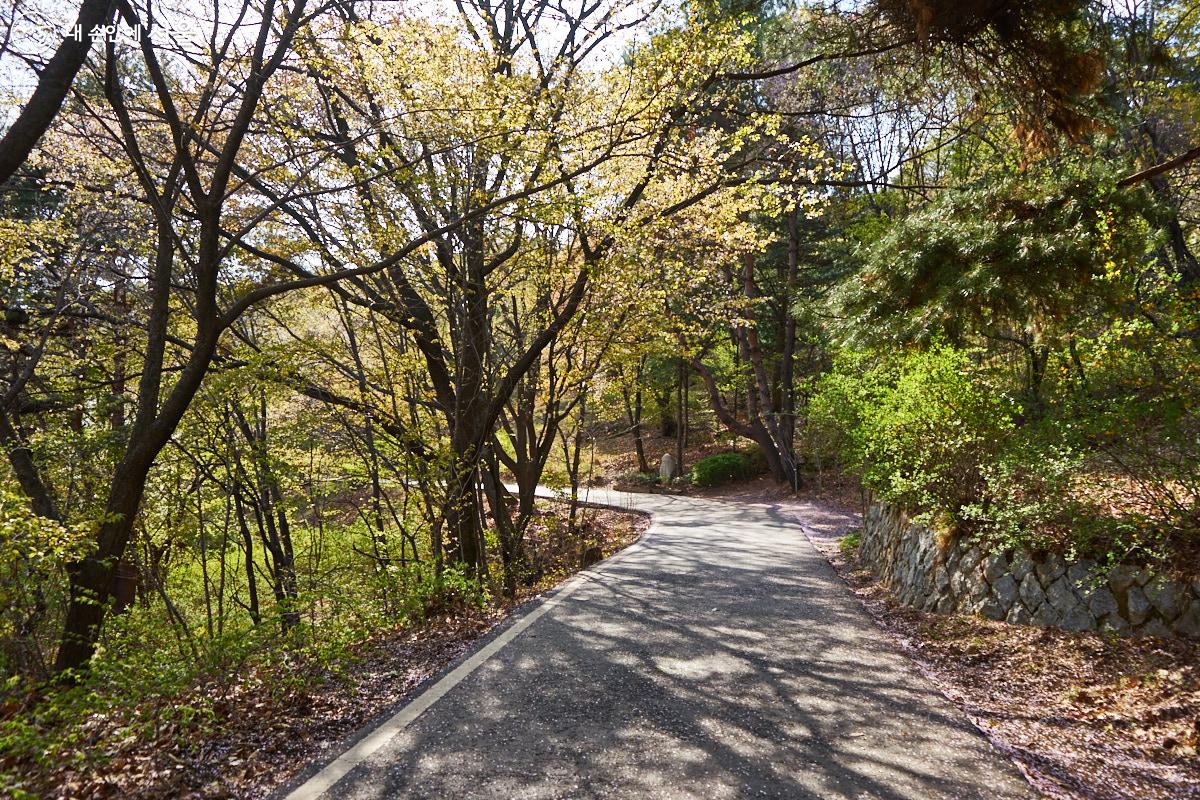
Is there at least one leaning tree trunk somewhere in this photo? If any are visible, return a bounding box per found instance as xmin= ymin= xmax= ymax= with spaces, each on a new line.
xmin=738 ymin=252 xmax=799 ymax=489
xmin=480 ymin=447 xmax=523 ymax=598
xmin=54 ymin=454 xmax=155 ymax=674
xmin=690 ymin=252 xmax=801 ymax=489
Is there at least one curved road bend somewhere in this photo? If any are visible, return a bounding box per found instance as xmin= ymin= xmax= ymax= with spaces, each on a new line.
xmin=281 ymin=488 xmax=1034 ymax=800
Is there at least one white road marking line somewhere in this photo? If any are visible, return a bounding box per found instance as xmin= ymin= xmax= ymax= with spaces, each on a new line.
xmin=283 ymin=575 xmax=586 ymax=800
xmin=285 ymin=495 xmax=655 ymax=799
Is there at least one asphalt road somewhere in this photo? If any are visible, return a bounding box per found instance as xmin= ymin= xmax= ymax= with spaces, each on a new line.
xmin=283 ymin=489 xmax=1035 ymax=800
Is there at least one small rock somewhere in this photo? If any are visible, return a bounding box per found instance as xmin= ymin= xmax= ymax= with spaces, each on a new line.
xmin=1087 ymin=586 xmax=1119 ymax=618
xmin=1171 ymin=603 xmax=1200 ymax=639
xmin=1019 ymin=572 xmax=1045 ymax=610
xmin=950 ymin=569 xmax=969 ymax=598
xmin=959 ymin=545 xmax=983 ymax=573
xmin=1060 ymin=604 xmax=1097 ymax=632
xmin=1126 ymin=586 xmax=1152 ymax=626
xmin=968 ymin=576 xmax=990 ymax=604
xmin=983 ymin=554 xmax=1008 ymax=583
xmin=1108 ymin=564 xmax=1140 ymax=593
xmin=920 ymin=546 xmax=936 ymax=570
xmin=1046 ymin=576 xmax=1079 ymax=613
xmin=1006 ymin=603 xmax=1033 ymax=626
xmin=1137 ymin=618 xmax=1171 ymax=638
xmin=658 ymin=452 xmax=678 ymax=481
xmin=1100 ymin=613 xmax=1131 ymax=636
xmin=934 ymin=567 xmax=951 ymax=595
xmin=1144 ymin=576 xmax=1185 ymax=621
xmin=1036 ymin=554 xmax=1067 ymax=585
xmin=992 ymin=574 xmax=1019 ymax=609
xmin=936 ymin=594 xmax=956 ymax=614
xmin=976 ymin=597 xmax=1006 ymax=621
xmin=1034 ymin=603 xmax=1061 ymax=627
xmin=1067 ymin=558 xmax=1099 ymax=589
xmin=1009 ymin=550 xmax=1034 ymax=583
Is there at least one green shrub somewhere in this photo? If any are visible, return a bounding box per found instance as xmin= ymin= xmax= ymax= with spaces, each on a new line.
xmin=617 ymin=470 xmax=659 ymax=487
xmin=815 ymin=346 xmax=1015 ymax=519
xmin=738 ymin=446 xmax=771 ymax=477
xmin=690 ymin=452 xmax=752 ymax=487
xmin=959 ymin=435 xmax=1087 ymax=553
xmin=403 ymin=566 xmax=489 ymax=620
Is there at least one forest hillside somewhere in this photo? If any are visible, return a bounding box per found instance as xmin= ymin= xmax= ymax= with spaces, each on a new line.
xmin=1 ymin=0 xmax=1199 ymax=797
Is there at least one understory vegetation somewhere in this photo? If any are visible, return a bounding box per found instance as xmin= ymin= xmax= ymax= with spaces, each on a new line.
xmin=1 ymin=0 xmax=1198 ymax=794
xmin=690 ymin=451 xmax=763 ymax=487
xmin=809 ymin=154 xmax=1200 ymax=568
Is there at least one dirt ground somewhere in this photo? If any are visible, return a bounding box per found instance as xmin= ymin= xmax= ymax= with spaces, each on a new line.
xmin=10 ymin=507 xmax=648 ymax=800
xmin=802 ymin=505 xmax=1200 ymax=800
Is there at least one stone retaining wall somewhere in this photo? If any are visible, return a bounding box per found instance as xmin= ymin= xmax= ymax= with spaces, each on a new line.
xmin=860 ymin=499 xmax=1200 ymax=639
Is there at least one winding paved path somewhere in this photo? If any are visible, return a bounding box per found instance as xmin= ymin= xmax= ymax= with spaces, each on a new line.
xmin=282 ymin=489 xmax=1035 ymax=799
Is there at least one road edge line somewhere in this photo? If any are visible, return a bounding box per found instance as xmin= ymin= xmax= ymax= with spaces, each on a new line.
xmin=283 ymin=490 xmax=656 ymax=799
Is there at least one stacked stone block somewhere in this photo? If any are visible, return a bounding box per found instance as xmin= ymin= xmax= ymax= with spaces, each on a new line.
xmin=859 ymin=500 xmax=1200 ymax=639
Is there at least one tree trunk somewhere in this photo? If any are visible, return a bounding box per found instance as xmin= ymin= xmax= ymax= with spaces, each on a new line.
xmin=780 ymin=208 xmax=799 ymax=453
xmin=624 ymin=380 xmax=649 ymax=473
xmin=233 ymin=485 xmax=262 ymax=626
xmin=443 ymin=450 xmax=486 ymax=576
xmin=481 ymin=446 xmax=522 ymax=598
xmin=657 ymin=384 xmax=675 ymax=437
xmin=54 ymin=458 xmax=152 ymax=675
xmin=674 ymin=359 xmax=685 ymax=477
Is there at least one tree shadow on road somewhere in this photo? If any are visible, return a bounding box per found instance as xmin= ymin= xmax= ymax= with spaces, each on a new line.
xmin=322 ymin=496 xmax=1034 ymax=799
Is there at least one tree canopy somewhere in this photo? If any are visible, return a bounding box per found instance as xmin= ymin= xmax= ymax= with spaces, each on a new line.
xmin=1 ymin=0 xmax=1199 ymax=793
